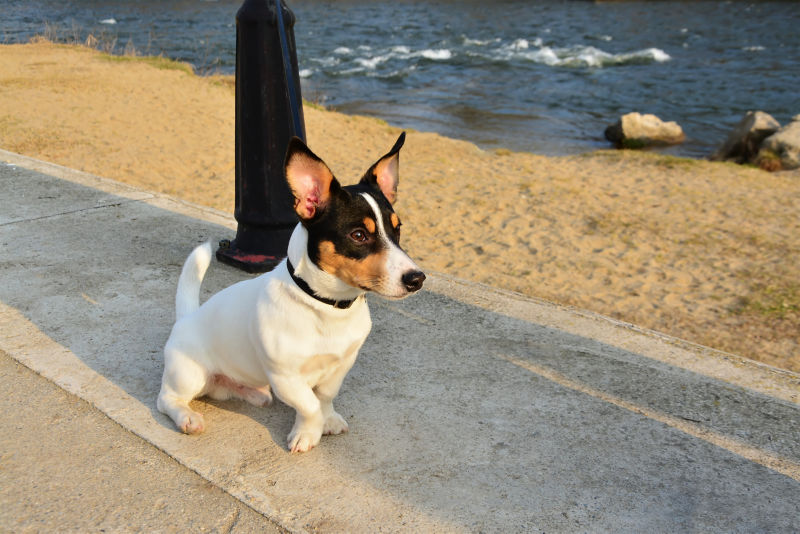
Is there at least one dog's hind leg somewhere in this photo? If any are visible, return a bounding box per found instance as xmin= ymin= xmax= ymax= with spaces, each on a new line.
xmin=208 ymin=375 xmax=273 ymax=407
xmin=238 ymin=384 xmax=273 ymax=406
xmin=157 ymin=349 xmax=209 ymax=434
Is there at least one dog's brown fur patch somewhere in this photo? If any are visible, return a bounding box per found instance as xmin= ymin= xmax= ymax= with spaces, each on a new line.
xmin=300 ymin=353 xmax=339 ymax=375
xmin=317 ymin=240 xmax=387 ymax=291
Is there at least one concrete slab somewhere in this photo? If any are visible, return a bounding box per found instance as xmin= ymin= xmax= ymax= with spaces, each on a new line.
xmin=1 ymin=151 xmax=799 ymax=532
xmin=0 ymin=351 xmax=284 ymax=533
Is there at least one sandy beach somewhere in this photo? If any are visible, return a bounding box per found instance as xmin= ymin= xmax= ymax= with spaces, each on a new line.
xmin=1 ymin=42 xmax=798 ymax=372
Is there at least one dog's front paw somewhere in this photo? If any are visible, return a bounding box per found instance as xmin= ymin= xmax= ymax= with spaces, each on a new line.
xmin=287 ymin=427 xmax=322 ymax=453
xmin=178 ymin=411 xmax=205 ymax=434
xmin=323 ymin=412 xmax=349 ymax=435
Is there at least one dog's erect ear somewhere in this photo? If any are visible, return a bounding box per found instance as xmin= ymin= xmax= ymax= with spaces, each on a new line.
xmin=360 ymin=132 xmax=405 ymax=205
xmin=285 ymin=137 xmax=339 ymax=221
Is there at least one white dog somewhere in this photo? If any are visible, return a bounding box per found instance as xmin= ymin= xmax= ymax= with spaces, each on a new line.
xmin=157 ymin=133 xmax=425 ymax=452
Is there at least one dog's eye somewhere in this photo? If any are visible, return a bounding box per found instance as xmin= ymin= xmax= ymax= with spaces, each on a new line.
xmin=350 ymin=229 xmax=368 ymax=243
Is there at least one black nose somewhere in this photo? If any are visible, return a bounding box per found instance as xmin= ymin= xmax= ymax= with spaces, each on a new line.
xmin=402 ymin=270 xmax=426 ymax=292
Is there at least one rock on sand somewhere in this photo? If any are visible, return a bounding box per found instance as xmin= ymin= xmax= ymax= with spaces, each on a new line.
xmin=605 ymin=112 xmax=685 ymax=149
xmin=759 ymin=114 xmax=800 ymax=170
xmin=710 ymin=110 xmax=780 ymax=164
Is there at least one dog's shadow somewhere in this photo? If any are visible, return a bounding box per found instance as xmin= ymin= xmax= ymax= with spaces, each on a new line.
xmin=145 ymin=383 xmax=297 ymax=452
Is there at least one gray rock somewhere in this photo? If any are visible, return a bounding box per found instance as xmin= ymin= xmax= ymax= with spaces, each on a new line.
xmin=605 ymin=112 xmax=685 ymax=148
xmin=759 ymin=114 xmax=800 ymax=170
xmin=710 ymin=111 xmax=780 ymax=163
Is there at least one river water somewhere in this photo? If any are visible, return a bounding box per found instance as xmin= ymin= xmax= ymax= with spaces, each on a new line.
xmin=3 ymin=0 xmax=799 ymax=157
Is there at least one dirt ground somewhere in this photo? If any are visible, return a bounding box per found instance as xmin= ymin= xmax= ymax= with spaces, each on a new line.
xmin=1 ymin=42 xmax=798 ymax=372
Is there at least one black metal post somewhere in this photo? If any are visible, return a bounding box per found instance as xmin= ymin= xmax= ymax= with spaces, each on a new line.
xmin=216 ymin=0 xmax=306 ymax=273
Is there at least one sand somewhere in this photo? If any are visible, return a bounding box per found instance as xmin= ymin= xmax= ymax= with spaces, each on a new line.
xmin=1 ymin=42 xmax=798 ymax=372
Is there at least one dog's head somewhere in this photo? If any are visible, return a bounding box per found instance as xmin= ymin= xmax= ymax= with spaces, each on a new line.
xmin=284 ymin=132 xmax=425 ymax=299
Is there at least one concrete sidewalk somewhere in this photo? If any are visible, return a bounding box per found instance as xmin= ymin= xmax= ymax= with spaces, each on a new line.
xmin=0 ymin=350 xmax=284 ymax=533
xmin=1 ymin=150 xmax=798 ymax=533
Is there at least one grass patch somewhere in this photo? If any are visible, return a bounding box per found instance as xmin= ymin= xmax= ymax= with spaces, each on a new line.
xmin=620 ymin=138 xmax=648 ymax=150
xmin=577 ymin=149 xmax=703 ymax=170
xmin=303 ymin=99 xmax=327 ymax=111
xmin=755 ymin=149 xmax=783 ymax=172
xmin=208 ymin=75 xmax=235 ymax=91
xmin=25 ymin=21 xmax=196 ymax=76
xmin=732 ymin=282 xmax=800 ymax=319
xmin=652 ymin=154 xmax=701 ymax=169
xmin=578 ymin=149 xmax=625 ymax=159
xmin=97 ymin=53 xmax=194 ymax=75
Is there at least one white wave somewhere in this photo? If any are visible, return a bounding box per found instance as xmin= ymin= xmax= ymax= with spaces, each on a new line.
xmin=315 ymin=44 xmax=453 ymax=76
xmin=587 ymin=34 xmax=613 ymax=42
xmin=324 ymin=40 xmax=668 ymax=76
xmin=311 ymin=56 xmax=340 ymax=67
xmin=356 ymin=54 xmax=390 ymax=69
xmin=522 ymin=46 xmax=559 ymax=66
xmin=419 ymin=49 xmax=452 ymax=60
xmin=510 ymin=38 xmax=529 ymax=50
xmin=743 ymin=45 xmax=765 ymax=52
xmin=367 ymin=65 xmax=417 ymax=79
xmin=649 ymin=48 xmax=671 ymax=62
xmin=338 ymin=66 xmax=366 ymax=75
xmin=499 ymin=37 xmax=543 ymax=56
xmin=513 ymin=44 xmax=670 ymax=68
xmin=299 ymin=68 xmax=313 ymax=78
xmin=100 ymin=18 xmax=116 ymax=25
xmin=462 ymin=36 xmax=500 ymax=47
xmin=573 ymin=46 xmax=612 ymax=67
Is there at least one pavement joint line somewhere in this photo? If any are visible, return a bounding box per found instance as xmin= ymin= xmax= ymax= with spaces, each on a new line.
xmin=496 ymin=353 xmax=800 ymax=482
xmin=0 ymin=197 xmax=147 ymax=227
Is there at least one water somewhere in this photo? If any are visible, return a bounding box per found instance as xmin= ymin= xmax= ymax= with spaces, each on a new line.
xmin=3 ymin=0 xmax=799 ymax=157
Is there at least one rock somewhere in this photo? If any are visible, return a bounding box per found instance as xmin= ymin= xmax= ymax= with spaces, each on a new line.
xmin=710 ymin=111 xmax=780 ymax=163
xmin=605 ymin=112 xmax=685 ymax=149
xmin=758 ymin=114 xmax=800 ymax=170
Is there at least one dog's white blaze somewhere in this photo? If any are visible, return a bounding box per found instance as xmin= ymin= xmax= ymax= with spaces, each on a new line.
xmin=360 ymin=192 xmax=419 ymax=294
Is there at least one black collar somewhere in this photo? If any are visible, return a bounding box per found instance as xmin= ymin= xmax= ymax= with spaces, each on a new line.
xmin=286 ymin=258 xmax=357 ymax=309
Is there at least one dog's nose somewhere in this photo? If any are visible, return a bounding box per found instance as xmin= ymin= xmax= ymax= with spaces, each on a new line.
xmin=402 ymin=270 xmax=426 ymax=292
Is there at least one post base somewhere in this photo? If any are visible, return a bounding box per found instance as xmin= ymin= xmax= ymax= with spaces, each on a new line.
xmin=216 ymin=235 xmax=287 ymax=273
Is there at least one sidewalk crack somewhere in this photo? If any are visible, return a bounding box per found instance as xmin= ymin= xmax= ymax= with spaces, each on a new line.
xmin=0 ymin=198 xmax=147 ymax=227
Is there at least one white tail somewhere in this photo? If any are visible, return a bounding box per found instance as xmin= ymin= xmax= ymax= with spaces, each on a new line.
xmin=175 ymin=242 xmax=212 ymax=321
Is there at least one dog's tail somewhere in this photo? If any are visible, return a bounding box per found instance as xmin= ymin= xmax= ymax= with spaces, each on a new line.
xmin=175 ymin=242 xmax=212 ymax=321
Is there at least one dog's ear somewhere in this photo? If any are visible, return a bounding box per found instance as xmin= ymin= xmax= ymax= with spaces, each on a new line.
xmin=285 ymin=137 xmax=339 ymax=221
xmin=360 ymin=132 xmax=405 ymax=205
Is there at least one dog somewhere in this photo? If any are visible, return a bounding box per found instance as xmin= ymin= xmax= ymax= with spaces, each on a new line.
xmin=157 ymin=133 xmax=425 ymax=452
